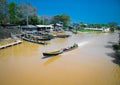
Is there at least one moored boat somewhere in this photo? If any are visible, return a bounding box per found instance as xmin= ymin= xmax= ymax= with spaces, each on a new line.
xmin=38 ymin=37 xmax=51 ymax=41
xmin=37 ymin=33 xmax=54 ymax=41
xmin=56 ymin=34 xmax=70 ymax=38
xmin=22 ymin=37 xmax=47 ymax=45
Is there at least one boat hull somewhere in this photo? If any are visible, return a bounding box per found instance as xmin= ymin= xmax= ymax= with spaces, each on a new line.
xmin=22 ymin=37 xmax=47 ymax=45
xmin=43 ymin=50 xmax=62 ymax=56
xmin=42 ymin=44 xmax=78 ymax=57
xmin=56 ymin=35 xmax=70 ymax=38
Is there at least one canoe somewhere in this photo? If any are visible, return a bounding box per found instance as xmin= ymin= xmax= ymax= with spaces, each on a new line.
xmin=43 ymin=50 xmax=62 ymax=56
xmin=22 ymin=37 xmax=47 ymax=45
xmin=43 ymin=43 xmax=78 ymax=57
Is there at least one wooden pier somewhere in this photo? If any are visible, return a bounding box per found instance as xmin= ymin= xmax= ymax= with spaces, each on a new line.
xmin=0 ymin=40 xmax=22 ymax=49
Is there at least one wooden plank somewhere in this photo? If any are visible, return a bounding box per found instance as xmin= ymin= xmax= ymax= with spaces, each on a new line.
xmin=0 ymin=40 xmax=22 ymax=49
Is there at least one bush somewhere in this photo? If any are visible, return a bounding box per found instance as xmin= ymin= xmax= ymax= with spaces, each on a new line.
xmin=113 ymin=44 xmax=120 ymax=50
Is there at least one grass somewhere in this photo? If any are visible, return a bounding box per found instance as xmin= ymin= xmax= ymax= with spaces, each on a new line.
xmin=78 ymin=29 xmax=102 ymax=33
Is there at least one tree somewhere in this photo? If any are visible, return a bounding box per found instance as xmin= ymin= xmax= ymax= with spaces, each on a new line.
xmin=116 ymin=26 xmax=120 ymax=30
xmin=72 ymin=23 xmax=79 ymax=32
xmin=8 ymin=1 xmax=17 ymax=24
xmin=41 ymin=15 xmax=52 ymax=25
xmin=52 ymin=14 xmax=70 ymax=27
xmin=79 ymin=22 xmax=86 ymax=30
xmin=88 ymin=24 xmax=94 ymax=28
xmin=108 ymin=22 xmax=118 ymax=31
xmin=29 ymin=15 xmax=41 ymax=25
xmin=17 ymin=2 xmax=37 ymax=25
xmin=88 ymin=23 xmax=105 ymax=28
xmin=108 ymin=22 xmax=118 ymax=28
xmin=0 ymin=0 xmax=8 ymax=24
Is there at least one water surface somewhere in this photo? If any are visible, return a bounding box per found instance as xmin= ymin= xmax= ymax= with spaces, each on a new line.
xmin=0 ymin=32 xmax=120 ymax=85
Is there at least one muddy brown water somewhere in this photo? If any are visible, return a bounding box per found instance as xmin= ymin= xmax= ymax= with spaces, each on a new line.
xmin=0 ymin=32 xmax=120 ymax=85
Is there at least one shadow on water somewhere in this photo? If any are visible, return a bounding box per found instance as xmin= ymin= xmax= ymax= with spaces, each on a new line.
xmin=43 ymin=55 xmax=61 ymax=66
xmin=108 ymin=41 xmax=117 ymax=44
xmin=42 ymin=55 xmax=57 ymax=59
xmin=105 ymin=41 xmax=117 ymax=49
xmin=105 ymin=45 xmax=113 ymax=49
xmin=106 ymin=42 xmax=120 ymax=66
xmin=107 ymin=52 xmax=120 ymax=66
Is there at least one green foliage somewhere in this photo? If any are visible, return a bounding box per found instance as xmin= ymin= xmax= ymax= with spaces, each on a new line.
xmin=3 ymin=1 xmax=38 ymax=25
xmin=113 ymin=44 xmax=120 ymax=51
xmin=108 ymin=22 xmax=118 ymax=31
xmin=18 ymin=2 xmax=37 ymax=25
xmin=52 ymin=14 xmax=70 ymax=27
xmin=28 ymin=15 xmax=41 ymax=25
xmin=8 ymin=1 xmax=17 ymax=24
xmin=18 ymin=2 xmax=36 ymax=17
xmin=108 ymin=22 xmax=118 ymax=28
xmin=0 ymin=0 xmax=8 ymax=24
xmin=78 ymin=29 xmax=102 ymax=33
xmin=79 ymin=22 xmax=86 ymax=28
xmin=41 ymin=15 xmax=53 ymax=25
xmin=88 ymin=24 xmax=104 ymax=28
xmin=116 ymin=26 xmax=120 ymax=30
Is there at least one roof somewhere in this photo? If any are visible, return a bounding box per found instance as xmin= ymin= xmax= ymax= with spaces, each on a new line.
xmin=36 ymin=25 xmax=53 ymax=28
xmin=56 ymin=23 xmax=62 ymax=26
xmin=21 ymin=25 xmax=37 ymax=28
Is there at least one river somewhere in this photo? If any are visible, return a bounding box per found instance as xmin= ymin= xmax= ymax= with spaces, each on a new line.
xmin=0 ymin=32 xmax=120 ymax=85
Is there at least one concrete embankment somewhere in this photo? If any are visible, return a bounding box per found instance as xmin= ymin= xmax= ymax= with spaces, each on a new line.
xmin=0 ymin=40 xmax=22 ymax=49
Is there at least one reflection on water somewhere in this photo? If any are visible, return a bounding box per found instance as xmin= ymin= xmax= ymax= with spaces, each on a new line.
xmin=0 ymin=32 xmax=120 ymax=85
xmin=44 ymin=55 xmax=62 ymax=66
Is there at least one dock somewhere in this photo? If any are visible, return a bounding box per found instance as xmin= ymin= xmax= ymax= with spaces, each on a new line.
xmin=0 ymin=40 xmax=22 ymax=49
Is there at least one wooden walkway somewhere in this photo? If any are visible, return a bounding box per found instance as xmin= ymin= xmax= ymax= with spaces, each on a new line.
xmin=0 ymin=40 xmax=22 ymax=49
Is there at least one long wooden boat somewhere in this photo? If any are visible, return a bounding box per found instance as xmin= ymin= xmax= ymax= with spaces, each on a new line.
xmin=38 ymin=37 xmax=51 ymax=41
xmin=37 ymin=34 xmax=54 ymax=41
xmin=22 ymin=37 xmax=47 ymax=45
xmin=43 ymin=43 xmax=78 ymax=57
xmin=43 ymin=50 xmax=62 ymax=56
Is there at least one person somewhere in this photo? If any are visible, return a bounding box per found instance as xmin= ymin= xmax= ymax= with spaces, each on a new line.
xmin=60 ymin=49 xmax=64 ymax=53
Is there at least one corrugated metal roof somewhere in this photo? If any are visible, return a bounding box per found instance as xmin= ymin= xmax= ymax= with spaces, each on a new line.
xmin=36 ymin=25 xmax=53 ymax=28
xmin=21 ymin=25 xmax=37 ymax=28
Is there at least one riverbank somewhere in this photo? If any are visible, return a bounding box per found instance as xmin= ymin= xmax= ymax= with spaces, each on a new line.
xmin=0 ymin=39 xmax=22 ymax=49
xmin=0 ymin=27 xmax=22 ymax=48
xmin=0 ymin=38 xmax=15 ymax=46
xmin=0 ymin=27 xmax=21 ymax=39
xmin=79 ymin=29 xmax=102 ymax=33
xmin=71 ymin=28 xmax=118 ymax=34
xmin=71 ymin=29 xmax=103 ymax=34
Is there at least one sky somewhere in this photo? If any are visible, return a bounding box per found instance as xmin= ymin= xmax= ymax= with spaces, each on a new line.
xmin=9 ymin=0 xmax=120 ymax=24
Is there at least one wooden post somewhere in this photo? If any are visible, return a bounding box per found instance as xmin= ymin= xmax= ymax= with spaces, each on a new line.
xmin=119 ymin=33 xmax=120 ymax=45
xmin=27 ymin=16 xmax=28 ymax=26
